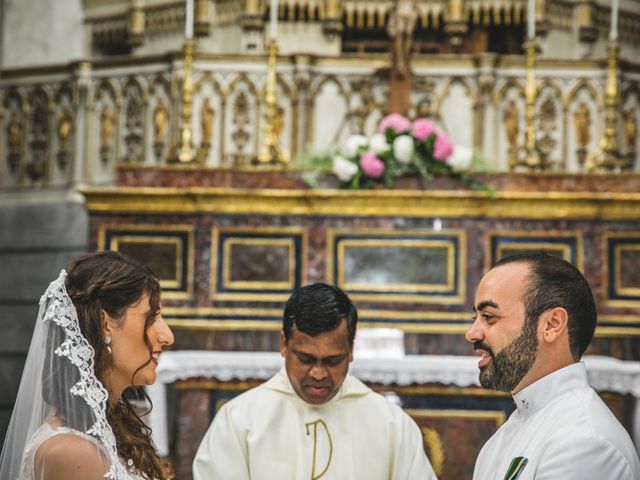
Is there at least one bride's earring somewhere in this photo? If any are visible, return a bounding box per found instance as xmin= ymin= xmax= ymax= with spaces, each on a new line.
xmin=104 ymin=335 xmax=112 ymax=354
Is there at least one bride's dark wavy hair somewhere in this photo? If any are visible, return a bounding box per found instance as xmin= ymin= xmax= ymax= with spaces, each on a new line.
xmin=60 ymin=250 xmax=173 ymax=479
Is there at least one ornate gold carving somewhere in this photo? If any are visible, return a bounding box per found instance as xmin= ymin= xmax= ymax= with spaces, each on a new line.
xmin=347 ymin=79 xmax=379 ymax=133
xmin=171 ymin=40 xmax=195 ymax=163
xmin=26 ymin=90 xmax=49 ymax=183
xmin=195 ymin=0 xmax=210 ymax=36
xmin=258 ymin=41 xmax=290 ymax=165
xmin=56 ymin=107 xmax=73 ymax=170
xmin=623 ymin=106 xmax=637 ymax=161
xmin=503 ymin=99 xmax=520 ymax=166
xmin=536 ymin=96 xmax=557 ymax=167
xmin=573 ymin=102 xmax=592 ymax=167
xmin=7 ymin=111 xmax=23 ymax=173
xmin=586 ymin=41 xmax=624 ymax=171
xmin=421 ymin=427 xmax=444 ymax=477
xmin=231 ymin=91 xmax=251 ymax=155
xmin=197 ymin=98 xmax=215 ymax=162
xmin=520 ymin=41 xmax=542 ymax=170
xmin=100 ymin=104 xmax=115 ymax=164
xmin=128 ymin=0 xmax=145 ymax=47
xmin=123 ymin=84 xmax=144 ymax=163
xmin=414 ymin=78 xmax=438 ymax=119
xmin=153 ymin=100 xmax=169 ymax=161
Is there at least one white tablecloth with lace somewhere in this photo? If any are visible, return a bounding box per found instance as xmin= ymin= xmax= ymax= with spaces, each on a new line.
xmin=146 ymin=352 xmax=640 ymax=456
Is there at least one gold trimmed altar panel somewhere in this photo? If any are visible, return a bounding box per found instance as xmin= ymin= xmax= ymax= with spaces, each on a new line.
xmin=210 ymin=226 xmax=307 ymax=302
xmin=326 ymin=228 xmax=466 ymax=305
xmin=486 ymin=230 xmax=584 ymax=272
xmin=98 ymin=224 xmax=195 ymax=299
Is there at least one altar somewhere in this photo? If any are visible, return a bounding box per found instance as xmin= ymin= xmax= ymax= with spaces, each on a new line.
xmin=78 ymin=166 xmax=640 ymax=479
xmin=146 ymin=351 xmax=640 ymax=479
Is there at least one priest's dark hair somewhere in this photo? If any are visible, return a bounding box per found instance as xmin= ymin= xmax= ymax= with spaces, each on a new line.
xmin=283 ymin=282 xmax=358 ymax=347
xmin=494 ymin=251 xmax=596 ymax=360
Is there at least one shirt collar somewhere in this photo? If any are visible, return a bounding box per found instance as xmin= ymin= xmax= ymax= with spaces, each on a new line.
xmin=264 ymin=367 xmax=371 ymax=406
xmin=512 ymin=362 xmax=589 ymax=417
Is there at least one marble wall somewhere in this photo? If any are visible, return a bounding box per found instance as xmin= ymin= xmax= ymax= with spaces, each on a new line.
xmin=83 ymin=168 xmax=640 ymax=361
xmin=0 ymin=199 xmax=88 ymax=448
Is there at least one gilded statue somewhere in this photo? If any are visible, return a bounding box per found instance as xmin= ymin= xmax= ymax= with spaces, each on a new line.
xmin=503 ymin=100 xmax=520 ymax=149
xmin=8 ymin=113 xmax=23 ymax=152
xmin=274 ymin=105 xmax=285 ymax=139
xmin=100 ymin=105 xmax=115 ymax=147
xmin=623 ymin=106 xmax=637 ymax=153
xmin=200 ymin=99 xmax=215 ymax=146
xmin=387 ymin=0 xmax=417 ymax=78
xmin=573 ymin=102 xmax=591 ymax=149
xmin=58 ymin=109 xmax=73 ymax=151
xmin=153 ymin=101 xmax=169 ymax=144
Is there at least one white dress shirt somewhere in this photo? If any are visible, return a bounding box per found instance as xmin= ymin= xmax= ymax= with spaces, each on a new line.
xmin=473 ymin=362 xmax=640 ymax=480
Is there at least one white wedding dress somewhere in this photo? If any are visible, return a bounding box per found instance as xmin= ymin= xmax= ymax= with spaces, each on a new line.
xmin=0 ymin=271 xmax=152 ymax=480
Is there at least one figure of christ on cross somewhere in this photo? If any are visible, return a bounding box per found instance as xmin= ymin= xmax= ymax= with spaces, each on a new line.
xmin=387 ymin=0 xmax=418 ymax=115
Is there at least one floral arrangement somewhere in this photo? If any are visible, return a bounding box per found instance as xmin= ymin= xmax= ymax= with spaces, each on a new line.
xmin=330 ymin=113 xmax=488 ymax=191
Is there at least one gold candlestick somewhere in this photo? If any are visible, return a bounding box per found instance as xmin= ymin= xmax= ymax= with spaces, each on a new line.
xmin=170 ymin=39 xmax=195 ymax=163
xmin=523 ymin=40 xmax=541 ymax=169
xmin=258 ymin=40 xmax=289 ymax=165
xmin=586 ymin=40 xmax=622 ymax=171
xmin=509 ymin=40 xmax=542 ymax=170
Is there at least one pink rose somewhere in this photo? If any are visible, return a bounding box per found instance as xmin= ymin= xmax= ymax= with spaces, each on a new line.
xmin=411 ymin=118 xmax=437 ymax=141
xmin=359 ymin=151 xmax=385 ymax=178
xmin=433 ymin=133 xmax=454 ymax=161
xmin=378 ymin=113 xmax=410 ymax=135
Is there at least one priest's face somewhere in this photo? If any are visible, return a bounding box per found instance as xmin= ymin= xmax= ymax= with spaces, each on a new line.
xmin=465 ymin=262 xmax=539 ymax=393
xmin=281 ymin=319 xmax=353 ymax=405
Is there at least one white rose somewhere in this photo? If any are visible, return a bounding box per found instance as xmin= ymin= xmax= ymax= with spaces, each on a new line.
xmin=344 ymin=134 xmax=368 ymax=158
xmin=332 ymin=155 xmax=359 ymax=181
xmin=369 ymin=133 xmax=390 ymax=154
xmin=446 ymin=144 xmax=473 ymax=170
xmin=392 ymin=135 xmax=414 ymax=164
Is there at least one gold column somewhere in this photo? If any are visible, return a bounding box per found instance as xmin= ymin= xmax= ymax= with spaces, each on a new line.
xmin=170 ymin=40 xmax=195 ymax=163
xmin=195 ymin=0 xmax=210 ymax=37
xmin=586 ymin=41 xmax=622 ymax=171
xmin=128 ymin=0 xmax=145 ymax=48
xmin=512 ymin=40 xmax=542 ymax=170
xmin=445 ymin=0 xmax=467 ymax=48
xmin=242 ymin=0 xmax=263 ymax=30
xmin=576 ymin=1 xmax=597 ymax=44
xmin=258 ymin=41 xmax=289 ymax=165
xmin=523 ymin=41 xmax=540 ymax=168
xmin=324 ymin=0 xmax=343 ymax=35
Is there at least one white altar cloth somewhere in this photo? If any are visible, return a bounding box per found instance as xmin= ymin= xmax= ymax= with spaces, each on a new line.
xmin=146 ymin=351 xmax=640 ymax=456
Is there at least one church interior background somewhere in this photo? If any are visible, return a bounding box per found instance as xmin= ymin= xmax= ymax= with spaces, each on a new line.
xmin=1 ymin=0 xmax=640 ymax=478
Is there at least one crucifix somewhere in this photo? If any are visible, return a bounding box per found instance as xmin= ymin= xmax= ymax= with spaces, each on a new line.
xmin=387 ymin=0 xmax=417 ymax=115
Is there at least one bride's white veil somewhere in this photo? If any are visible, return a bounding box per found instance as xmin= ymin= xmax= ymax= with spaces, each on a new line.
xmin=0 ymin=270 xmax=139 ymax=479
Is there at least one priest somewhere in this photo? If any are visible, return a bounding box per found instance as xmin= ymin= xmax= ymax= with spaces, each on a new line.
xmin=193 ymin=282 xmax=437 ymax=479
xmin=467 ymin=252 xmax=640 ymax=479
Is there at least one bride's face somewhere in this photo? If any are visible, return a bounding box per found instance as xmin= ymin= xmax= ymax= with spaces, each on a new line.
xmin=104 ymin=293 xmax=174 ymax=396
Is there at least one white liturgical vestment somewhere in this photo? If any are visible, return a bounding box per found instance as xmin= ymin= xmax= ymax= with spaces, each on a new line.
xmin=473 ymin=362 xmax=640 ymax=480
xmin=193 ymin=368 xmax=437 ymax=480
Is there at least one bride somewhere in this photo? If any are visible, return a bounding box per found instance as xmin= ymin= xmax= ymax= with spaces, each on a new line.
xmin=0 ymin=251 xmax=175 ymax=479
